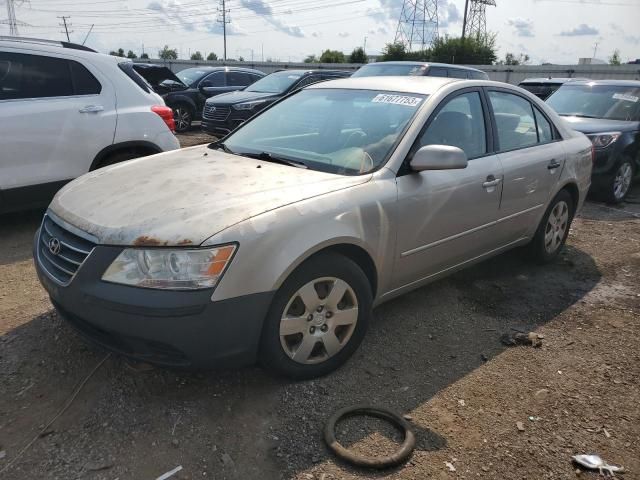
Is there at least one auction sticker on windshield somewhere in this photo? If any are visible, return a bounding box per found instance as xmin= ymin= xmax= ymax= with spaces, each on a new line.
xmin=372 ymin=94 xmax=423 ymax=107
xmin=612 ymin=93 xmax=639 ymax=103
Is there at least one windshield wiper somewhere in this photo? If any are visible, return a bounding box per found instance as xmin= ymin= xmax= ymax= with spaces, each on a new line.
xmin=237 ymin=151 xmax=307 ymax=169
xmin=560 ymin=113 xmax=600 ymax=119
xmin=208 ymin=141 xmax=234 ymax=154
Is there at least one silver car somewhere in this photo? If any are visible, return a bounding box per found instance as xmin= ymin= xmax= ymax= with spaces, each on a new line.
xmin=34 ymin=76 xmax=592 ymax=378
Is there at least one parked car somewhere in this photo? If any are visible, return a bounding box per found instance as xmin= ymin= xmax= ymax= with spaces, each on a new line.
xmin=34 ymin=76 xmax=592 ymax=378
xmin=0 ymin=37 xmax=179 ymax=214
xmin=546 ymin=80 xmax=640 ymax=203
xmin=201 ymin=69 xmax=351 ymax=136
xmin=133 ymin=64 xmax=265 ymax=132
xmin=352 ymin=61 xmax=489 ymax=80
xmin=518 ymin=77 xmax=589 ymax=100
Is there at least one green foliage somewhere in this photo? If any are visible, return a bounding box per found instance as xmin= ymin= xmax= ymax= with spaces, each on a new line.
xmin=190 ymin=51 xmax=204 ymax=61
xmin=126 ymin=50 xmax=137 ymax=59
xmin=304 ymin=54 xmax=318 ymax=63
xmin=348 ymin=47 xmax=367 ymax=64
xmin=381 ymin=42 xmax=407 ymax=61
xmin=238 ymin=56 xmax=245 ymax=62
xmin=430 ymin=35 xmax=497 ymax=65
xmin=207 ymin=52 xmax=218 ymax=61
xmin=140 ymin=52 xmax=149 ymax=59
xmin=319 ymin=49 xmax=345 ymax=63
xmin=498 ymin=52 xmax=530 ymax=65
xmin=609 ymin=49 xmax=622 ymax=65
xmin=158 ymin=45 xmax=178 ymax=60
xmin=109 ymin=48 xmax=125 ymax=57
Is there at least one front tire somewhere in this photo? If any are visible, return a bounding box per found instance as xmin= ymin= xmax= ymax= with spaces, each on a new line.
xmin=259 ymin=253 xmax=372 ymax=380
xmin=173 ymin=105 xmax=193 ymax=132
xmin=605 ymin=159 xmax=634 ymax=204
xmin=528 ymin=189 xmax=574 ymax=263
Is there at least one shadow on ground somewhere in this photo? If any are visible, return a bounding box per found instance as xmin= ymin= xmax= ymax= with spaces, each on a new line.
xmin=0 ymin=237 xmax=601 ymax=478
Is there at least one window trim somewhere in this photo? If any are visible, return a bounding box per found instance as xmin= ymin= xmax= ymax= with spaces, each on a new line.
xmin=398 ymin=87 xmax=494 ymax=177
xmin=484 ymin=86 xmax=563 ymax=154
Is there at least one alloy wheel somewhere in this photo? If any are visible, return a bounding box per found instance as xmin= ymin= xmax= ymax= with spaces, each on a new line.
xmin=173 ymin=107 xmax=191 ymax=131
xmin=544 ymin=200 xmax=569 ymax=254
xmin=613 ymin=162 xmax=633 ymax=201
xmin=279 ymin=277 xmax=358 ymax=365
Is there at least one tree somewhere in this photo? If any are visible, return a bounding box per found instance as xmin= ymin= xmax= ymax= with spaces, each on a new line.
xmin=381 ymin=42 xmax=407 ymax=61
xmin=190 ymin=51 xmax=204 ymax=61
xmin=348 ymin=47 xmax=367 ymax=64
xmin=207 ymin=52 xmax=218 ymax=61
xmin=109 ymin=48 xmax=125 ymax=57
xmin=140 ymin=52 xmax=149 ymax=59
xmin=304 ymin=54 xmax=318 ymax=63
xmin=609 ymin=49 xmax=622 ymax=65
xmin=126 ymin=50 xmax=137 ymax=59
xmin=319 ymin=49 xmax=345 ymax=63
xmin=499 ymin=52 xmax=530 ymax=65
xmin=158 ymin=45 xmax=178 ymax=60
xmin=238 ymin=56 xmax=245 ymax=62
xmin=430 ymin=34 xmax=497 ymax=65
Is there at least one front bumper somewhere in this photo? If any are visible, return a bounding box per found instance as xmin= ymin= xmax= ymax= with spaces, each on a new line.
xmin=34 ymin=232 xmax=273 ymax=368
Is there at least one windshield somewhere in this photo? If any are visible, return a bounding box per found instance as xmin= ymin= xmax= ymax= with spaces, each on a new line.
xmin=547 ymin=84 xmax=640 ymax=121
xmin=222 ymin=88 xmax=425 ymax=175
xmin=352 ymin=64 xmax=427 ymax=77
xmin=177 ymin=68 xmax=211 ymax=86
xmin=246 ymin=71 xmax=303 ymax=93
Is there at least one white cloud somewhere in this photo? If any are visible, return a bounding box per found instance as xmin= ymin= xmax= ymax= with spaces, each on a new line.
xmin=338 ymin=31 xmax=350 ymax=38
xmin=507 ymin=18 xmax=534 ymax=37
xmin=240 ymin=0 xmax=305 ymax=37
xmin=559 ymin=23 xmax=599 ymax=36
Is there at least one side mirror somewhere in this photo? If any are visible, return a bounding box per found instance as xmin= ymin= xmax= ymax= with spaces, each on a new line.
xmin=410 ymin=145 xmax=468 ymax=172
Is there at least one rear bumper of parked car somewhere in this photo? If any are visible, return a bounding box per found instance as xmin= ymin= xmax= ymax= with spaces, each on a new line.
xmin=34 ymin=233 xmax=273 ymax=368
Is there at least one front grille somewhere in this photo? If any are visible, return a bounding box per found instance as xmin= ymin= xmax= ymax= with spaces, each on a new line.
xmin=203 ymin=104 xmax=230 ymax=121
xmin=38 ymin=214 xmax=96 ymax=286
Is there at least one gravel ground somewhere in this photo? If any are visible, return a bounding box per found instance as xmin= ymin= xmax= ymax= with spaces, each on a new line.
xmin=0 ymin=150 xmax=638 ymax=479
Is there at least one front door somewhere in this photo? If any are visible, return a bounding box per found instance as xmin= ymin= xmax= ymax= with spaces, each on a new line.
xmin=393 ymin=89 xmax=504 ymax=289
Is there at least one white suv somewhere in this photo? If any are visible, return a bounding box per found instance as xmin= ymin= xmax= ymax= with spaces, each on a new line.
xmin=0 ymin=37 xmax=180 ymax=213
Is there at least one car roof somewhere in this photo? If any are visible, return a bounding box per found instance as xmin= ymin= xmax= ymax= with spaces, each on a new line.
xmin=308 ymin=75 xmax=460 ymax=94
xmin=177 ymin=65 xmax=263 ymax=74
xmin=561 ymin=79 xmax=640 ymax=87
xmin=519 ymin=77 xmax=588 ymax=84
xmin=273 ymin=69 xmax=350 ymax=75
xmin=363 ymin=61 xmax=485 ymax=73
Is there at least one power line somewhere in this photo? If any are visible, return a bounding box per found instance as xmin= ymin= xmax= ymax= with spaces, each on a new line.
xmin=6 ymin=0 xmax=20 ymax=36
xmin=58 ymin=15 xmax=72 ymax=42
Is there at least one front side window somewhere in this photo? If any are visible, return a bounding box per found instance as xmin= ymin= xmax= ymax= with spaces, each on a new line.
xmin=0 ymin=52 xmax=73 ymax=100
xmin=547 ymin=84 xmax=640 ymax=121
xmin=418 ymin=91 xmax=487 ymax=159
xmin=201 ymin=72 xmax=224 ymax=88
xmin=222 ymin=89 xmax=426 ymax=175
xmin=178 ymin=68 xmax=212 ymax=86
xmin=488 ymin=91 xmax=538 ymax=151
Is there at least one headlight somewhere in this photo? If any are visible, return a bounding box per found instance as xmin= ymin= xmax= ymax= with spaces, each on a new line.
xmin=232 ymin=100 xmax=267 ymax=110
xmin=102 ymin=244 xmax=236 ymax=290
xmin=587 ymin=132 xmax=621 ymax=149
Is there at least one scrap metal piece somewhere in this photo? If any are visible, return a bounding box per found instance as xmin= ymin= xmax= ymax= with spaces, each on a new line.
xmin=572 ymin=455 xmax=625 ymax=477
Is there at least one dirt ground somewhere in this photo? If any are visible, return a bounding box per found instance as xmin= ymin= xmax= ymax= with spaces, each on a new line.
xmin=1 ymin=138 xmax=638 ymax=479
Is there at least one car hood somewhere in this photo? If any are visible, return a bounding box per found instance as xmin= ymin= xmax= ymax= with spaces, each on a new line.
xmin=560 ymin=116 xmax=640 ymax=134
xmin=206 ymin=90 xmax=278 ymax=106
xmin=132 ymin=64 xmax=187 ymax=94
xmin=50 ymin=146 xmax=370 ymax=246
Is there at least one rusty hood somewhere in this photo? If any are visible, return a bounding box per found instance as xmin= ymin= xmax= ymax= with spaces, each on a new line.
xmin=50 ymin=145 xmax=370 ymax=246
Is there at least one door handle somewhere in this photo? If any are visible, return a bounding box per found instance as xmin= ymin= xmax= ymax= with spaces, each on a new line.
xmin=547 ymin=159 xmax=561 ymax=170
xmin=482 ymin=175 xmax=502 ymax=189
xmin=79 ymin=105 xmax=104 ymax=113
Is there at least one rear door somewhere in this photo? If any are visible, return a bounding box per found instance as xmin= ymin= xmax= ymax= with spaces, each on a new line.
xmin=486 ymin=88 xmax=565 ymax=240
xmin=225 ymin=71 xmax=253 ymax=93
xmin=0 ymin=49 xmax=116 ymax=202
xmin=393 ymin=89 xmax=504 ymax=288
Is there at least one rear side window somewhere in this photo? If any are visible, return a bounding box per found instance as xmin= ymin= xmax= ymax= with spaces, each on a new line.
xmin=227 ymin=71 xmax=251 ymax=87
xmin=70 ymin=61 xmax=101 ymax=95
xmin=488 ymin=91 xmax=538 ymax=151
xmin=534 ymin=106 xmax=554 ymax=143
xmin=427 ymin=66 xmax=448 ymax=77
xmin=118 ymin=62 xmax=151 ymax=93
xmin=0 ymin=52 xmax=73 ymax=100
xmin=448 ymin=69 xmax=468 ymax=79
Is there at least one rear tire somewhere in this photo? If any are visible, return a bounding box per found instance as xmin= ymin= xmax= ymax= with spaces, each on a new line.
xmin=528 ymin=189 xmax=574 ymax=264
xmin=259 ymin=253 xmax=372 ymax=380
xmin=173 ymin=105 xmax=193 ymax=133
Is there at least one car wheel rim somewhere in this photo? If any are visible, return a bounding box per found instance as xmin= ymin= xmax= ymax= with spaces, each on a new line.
xmin=613 ymin=162 xmax=632 ymax=200
xmin=174 ymin=108 xmax=190 ymax=130
xmin=279 ymin=277 xmax=358 ymax=365
xmin=544 ymin=200 xmax=569 ymax=254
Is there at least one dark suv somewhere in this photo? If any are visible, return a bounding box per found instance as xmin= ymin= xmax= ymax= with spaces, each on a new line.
xmin=133 ymin=64 xmax=264 ymax=132
xmin=352 ymin=61 xmax=488 ymax=80
xmin=546 ymin=80 xmax=640 ymax=203
xmin=201 ymin=69 xmax=350 ymax=136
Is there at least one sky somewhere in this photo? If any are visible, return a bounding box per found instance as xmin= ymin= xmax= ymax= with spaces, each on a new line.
xmin=2 ymin=0 xmax=639 ymax=64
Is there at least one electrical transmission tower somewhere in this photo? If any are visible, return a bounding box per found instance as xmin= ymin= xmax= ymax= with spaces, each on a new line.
xmin=217 ymin=0 xmax=230 ymax=61
xmin=462 ymin=0 xmax=496 ymax=39
xmin=4 ymin=0 xmax=20 ymax=36
xmin=393 ymin=0 xmax=439 ymax=52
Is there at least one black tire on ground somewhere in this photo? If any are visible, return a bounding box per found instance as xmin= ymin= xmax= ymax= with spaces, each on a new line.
xmin=95 ymin=150 xmax=145 ymax=170
xmin=259 ymin=253 xmax=372 ymax=380
xmin=173 ymin=105 xmax=193 ymax=133
xmin=528 ymin=189 xmax=575 ymax=264
xmin=603 ymin=158 xmax=635 ymax=204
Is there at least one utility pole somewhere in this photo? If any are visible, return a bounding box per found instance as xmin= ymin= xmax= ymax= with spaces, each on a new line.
xmin=5 ymin=0 xmax=19 ymax=36
xmin=593 ymin=41 xmax=599 ymax=59
xmin=58 ymin=15 xmax=72 ymax=42
xmin=82 ymin=24 xmax=94 ymax=45
xmin=462 ymin=0 xmax=470 ymax=39
xmin=363 ymin=36 xmax=367 ymax=54
xmin=217 ymin=0 xmax=230 ymax=61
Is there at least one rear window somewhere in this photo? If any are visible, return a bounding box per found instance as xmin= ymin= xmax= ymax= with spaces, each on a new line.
xmin=352 ymin=63 xmax=428 ymax=77
xmin=118 ymin=62 xmax=152 ymax=93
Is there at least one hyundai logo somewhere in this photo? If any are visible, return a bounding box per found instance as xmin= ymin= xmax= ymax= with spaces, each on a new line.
xmin=48 ymin=237 xmax=62 ymax=256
